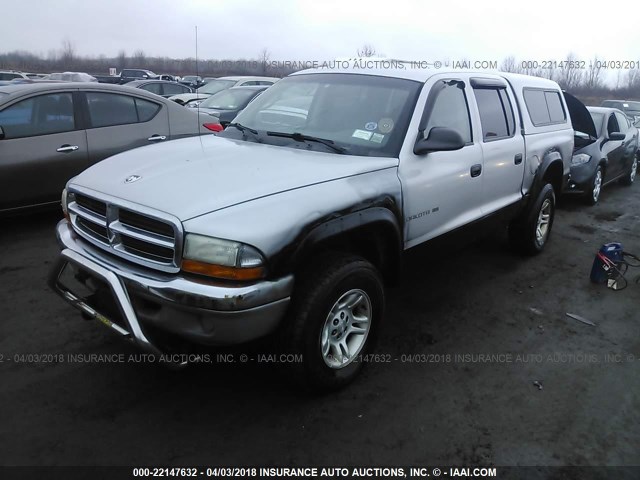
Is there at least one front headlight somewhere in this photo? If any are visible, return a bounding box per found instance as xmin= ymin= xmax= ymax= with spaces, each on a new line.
xmin=182 ymin=234 xmax=266 ymax=281
xmin=571 ymin=153 xmax=591 ymax=166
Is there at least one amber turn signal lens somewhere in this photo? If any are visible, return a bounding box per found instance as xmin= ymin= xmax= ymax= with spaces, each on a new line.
xmin=182 ymin=259 xmax=265 ymax=281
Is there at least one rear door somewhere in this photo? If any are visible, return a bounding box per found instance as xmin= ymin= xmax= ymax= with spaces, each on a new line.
xmin=0 ymin=90 xmax=88 ymax=210
xmin=81 ymin=91 xmax=170 ymax=165
xmin=471 ymin=79 xmax=524 ymax=214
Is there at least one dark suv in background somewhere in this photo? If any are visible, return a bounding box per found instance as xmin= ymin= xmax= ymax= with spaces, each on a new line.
xmin=601 ymin=99 xmax=640 ymax=124
xmin=120 ymin=69 xmax=158 ymax=84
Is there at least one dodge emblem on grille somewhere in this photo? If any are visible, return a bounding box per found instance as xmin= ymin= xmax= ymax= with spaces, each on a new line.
xmin=125 ymin=175 xmax=141 ymax=184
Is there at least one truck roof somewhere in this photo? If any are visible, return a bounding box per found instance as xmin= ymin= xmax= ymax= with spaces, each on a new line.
xmin=292 ymin=65 xmax=561 ymax=90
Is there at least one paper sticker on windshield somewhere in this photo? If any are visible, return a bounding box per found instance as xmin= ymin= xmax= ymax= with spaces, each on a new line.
xmin=378 ymin=118 xmax=394 ymax=133
xmin=352 ymin=129 xmax=373 ymax=140
xmin=371 ymin=133 xmax=385 ymax=143
xmin=365 ymin=121 xmax=378 ymax=131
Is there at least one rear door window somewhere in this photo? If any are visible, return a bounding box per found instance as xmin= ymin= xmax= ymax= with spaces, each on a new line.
xmin=86 ymin=92 xmax=160 ymax=128
xmin=473 ymin=87 xmax=513 ymax=140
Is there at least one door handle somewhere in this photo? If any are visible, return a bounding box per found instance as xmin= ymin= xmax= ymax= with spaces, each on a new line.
xmin=148 ymin=135 xmax=167 ymax=142
xmin=56 ymin=145 xmax=79 ymax=153
xmin=470 ymin=164 xmax=482 ymax=177
xmin=514 ymin=153 xmax=523 ymax=165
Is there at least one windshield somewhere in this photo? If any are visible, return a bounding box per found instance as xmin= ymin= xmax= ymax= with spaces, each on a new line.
xmin=198 ymin=80 xmax=236 ymax=94
xmin=590 ymin=112 xmax=604 ymax=137
xmin=200 ymin=89 xmax=259 ymax=110
xmin=222 ymin=73 xmax=421 ymax=157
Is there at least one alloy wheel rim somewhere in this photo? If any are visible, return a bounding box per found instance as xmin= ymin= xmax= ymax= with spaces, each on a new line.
xmin=320 ymin=289 xmax=372 ymax=369
xmin=593 ymin=170 xmax=602 ymax=202
xmin=536 ymin=198 xmax=552 ymax=244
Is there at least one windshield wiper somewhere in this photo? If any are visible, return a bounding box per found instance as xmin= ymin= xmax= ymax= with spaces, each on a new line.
xmin=266 ymin=131 xmax=347 ymax=154
xmin=227 ymin=122 xmax=260 ymax=139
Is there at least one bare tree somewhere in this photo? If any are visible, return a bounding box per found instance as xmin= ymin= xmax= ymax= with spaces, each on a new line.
xmin=615 ymin=70 xmax=624 ymax=90
xmin=557 ymin=52 xmax=584 ymax=90
xmin=626 ymin=69 xmax=640 ymax=89
xmin=117 ymin=50 xmax=127 ymax=70
xmin=357 ymin=44 xmax=376 ymax=57
xmin=584 ymin=56 xmax=604 ymax=89
xmin=259 ymin=48 xmax=271 ymax=75
xmin=133 ymin=50 xmax=146 ymax=67
xmin=500 ymin=56 xmax=520 ymax=73
xmin=60 ymin=38 xmax=76 ymax=69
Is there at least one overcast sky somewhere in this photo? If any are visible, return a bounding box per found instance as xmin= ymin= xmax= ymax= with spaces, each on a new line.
xmin=2 ymin=0 xmax=637 ymax=63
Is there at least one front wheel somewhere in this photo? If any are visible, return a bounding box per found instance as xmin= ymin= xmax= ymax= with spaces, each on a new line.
xmin=620 ymin=155 xmax=637 ymax=186
xmin=281 ymin=253 xmax=385 ymax=392
xmin=509 ymin=183 xmax=556 ymax=255
xmin=585 ymin=165 xmax=604 ymax=205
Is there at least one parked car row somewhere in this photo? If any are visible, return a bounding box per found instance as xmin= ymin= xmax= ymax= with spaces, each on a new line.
xmin=169 ymin=75 xmax=279 ymax=106
xmin=0 ymin=82 xmax=213 ymax=213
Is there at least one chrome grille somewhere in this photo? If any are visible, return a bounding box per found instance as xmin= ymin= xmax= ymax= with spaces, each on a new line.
xmin=68 ymin=188 xmax=183 ymax=273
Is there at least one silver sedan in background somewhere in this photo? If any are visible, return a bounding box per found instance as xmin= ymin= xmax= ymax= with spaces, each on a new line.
xmin=0 ymin=82 xmax=212 ymax=213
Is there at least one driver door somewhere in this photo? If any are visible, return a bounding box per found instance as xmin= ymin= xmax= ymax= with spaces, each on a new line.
xmin=399 ymin=78 xmax=484 ymax=248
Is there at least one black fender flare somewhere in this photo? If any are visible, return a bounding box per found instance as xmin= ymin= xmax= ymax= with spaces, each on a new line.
xmin=531 ymin=150 xmax=565 ymax=199
xmin=285 ymin=207 xmax=403 ymax=280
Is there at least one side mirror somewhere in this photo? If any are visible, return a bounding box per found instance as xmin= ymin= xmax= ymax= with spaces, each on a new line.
xmin=609 ymin=132 xmax=625 ymax=141
xmin=0 ymin=126 xmax=4 ymax=140
xmin=414 ymin=127 xmax=465 ymax=155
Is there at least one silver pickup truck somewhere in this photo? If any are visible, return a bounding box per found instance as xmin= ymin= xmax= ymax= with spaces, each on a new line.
xmin=50 ymin=67 xmax=580 ymax=390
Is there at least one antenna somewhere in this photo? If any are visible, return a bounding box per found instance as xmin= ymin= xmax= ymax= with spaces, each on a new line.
xmin=195 ymin=25 xmax=203 ymax=145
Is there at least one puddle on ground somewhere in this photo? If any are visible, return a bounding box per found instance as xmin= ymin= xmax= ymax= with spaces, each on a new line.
xmin=593 ymin=211 xmax=623 ymax=222
xmin=572 ymin=224 xmax=597 ymax=235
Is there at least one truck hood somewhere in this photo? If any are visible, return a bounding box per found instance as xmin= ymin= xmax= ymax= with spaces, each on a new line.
xmin=70 ymin=135 xmax=398 ymax=222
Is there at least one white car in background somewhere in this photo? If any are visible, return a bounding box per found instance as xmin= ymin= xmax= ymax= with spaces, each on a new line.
xmin=168 ymin=76 xmax=279 ymax=107
xmin=43 ymin=72 xmax=98 ymax=82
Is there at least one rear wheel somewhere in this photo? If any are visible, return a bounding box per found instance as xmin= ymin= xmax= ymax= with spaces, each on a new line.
xmin=620 ymin=154 xmax=637 ymax=186
xmin=281 ymin=252 xmax=384 ymax=392
xmin=585 ymin=165 xmax=603 ymax=205
xmin=509 ymin=183 xmax=556 ymax=255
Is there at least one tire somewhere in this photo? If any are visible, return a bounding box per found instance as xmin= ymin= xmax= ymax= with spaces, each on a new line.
xmin=280 ymin=252 xmax=385 ymax=392
xmin=585 ymin=165 xmax=604 ymax=205
xmin=509 ymin=183 xmax=556 ymax=256
xmin=620 ymin=155 xmax=637 ymax=186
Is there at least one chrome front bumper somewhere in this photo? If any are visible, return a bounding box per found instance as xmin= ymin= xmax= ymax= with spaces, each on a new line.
xmin=49 ymin=220 xmax=293 ymax=354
